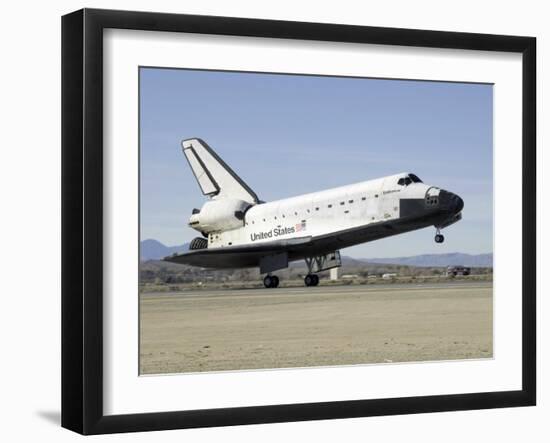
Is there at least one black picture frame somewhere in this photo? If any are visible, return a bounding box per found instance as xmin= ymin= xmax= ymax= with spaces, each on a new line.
xmin=62 ymin=8 xmax=536 ymax=435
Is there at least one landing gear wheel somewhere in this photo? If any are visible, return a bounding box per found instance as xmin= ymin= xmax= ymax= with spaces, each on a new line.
xmin=263 ymin=275 xmax=279 ymax=288
xmin=435 ymin=234 xmax=445 ymax=243
xmin=304 ymin=274 xmax=319 ymax=287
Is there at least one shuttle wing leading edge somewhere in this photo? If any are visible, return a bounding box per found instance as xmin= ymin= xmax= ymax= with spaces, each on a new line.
xmin=165 ymin=236 xmax=312 ymax=269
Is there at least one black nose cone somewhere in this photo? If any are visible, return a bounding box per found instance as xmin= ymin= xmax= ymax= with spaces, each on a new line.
xmin=439 ymin=190 xmax=464 ymax=214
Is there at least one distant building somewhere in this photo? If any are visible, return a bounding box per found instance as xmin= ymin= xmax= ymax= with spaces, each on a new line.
xmin=382 ymin=273 xmax=397 ymax=279
xmin=446 ymin=265 xmax=471 ymax=276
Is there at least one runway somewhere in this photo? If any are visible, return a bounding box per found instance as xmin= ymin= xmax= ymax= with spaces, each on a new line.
xmin=139 ymin=281 xmax=493 ymax=374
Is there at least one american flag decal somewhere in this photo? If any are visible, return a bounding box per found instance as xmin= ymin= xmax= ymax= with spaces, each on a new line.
xmin=295 ymin=220 xmax=307 ymax=232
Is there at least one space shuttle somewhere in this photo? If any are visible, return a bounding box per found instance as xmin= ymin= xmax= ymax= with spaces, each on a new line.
xmin=165 ymin=138 xmax=464 ymax=288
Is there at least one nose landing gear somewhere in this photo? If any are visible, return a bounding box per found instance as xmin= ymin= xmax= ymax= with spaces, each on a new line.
xmin=263 ymin=274 xmax=279 ymax=288
xmin=434 ymin=228 xmax=445 ymax=243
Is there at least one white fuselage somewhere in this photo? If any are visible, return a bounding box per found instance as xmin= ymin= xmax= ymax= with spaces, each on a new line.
xmin=171 ymin=139 xmax=463 ymax=278
xmin=205 ymin=173 xmax=437 ymax=249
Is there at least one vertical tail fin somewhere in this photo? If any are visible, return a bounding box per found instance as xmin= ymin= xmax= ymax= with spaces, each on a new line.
xmin=182 ymin=138 xmax=259 ymax=204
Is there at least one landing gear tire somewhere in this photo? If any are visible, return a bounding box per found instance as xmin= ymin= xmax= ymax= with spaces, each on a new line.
xmin=304 ymin=274 xmax=319 ymax=287
xmin=435 ymin=234 xmax=445 ymax=243
xmin=263 ymin=275 xmax=279 ymax=288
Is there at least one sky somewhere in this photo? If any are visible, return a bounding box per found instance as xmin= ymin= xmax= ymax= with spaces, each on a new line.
xmin=140 ymin=67 xmax=493 ymax=259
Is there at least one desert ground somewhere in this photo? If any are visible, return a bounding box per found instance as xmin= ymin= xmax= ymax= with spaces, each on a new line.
xmin=139 ymin=281 xmax=492 ymax=374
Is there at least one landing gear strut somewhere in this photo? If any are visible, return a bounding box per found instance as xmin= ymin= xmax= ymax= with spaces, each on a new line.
xmin=263 ymin=274 xmax=279 ymax=288
xmin=304 ymin=274 xmax=319 ymax=287
xmin=434 ymin=228 xmax=445 ymax=243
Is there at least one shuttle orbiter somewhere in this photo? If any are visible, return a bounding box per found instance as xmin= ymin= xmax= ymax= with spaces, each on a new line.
xmin=165 ymin=138 xmax=464 ymax=288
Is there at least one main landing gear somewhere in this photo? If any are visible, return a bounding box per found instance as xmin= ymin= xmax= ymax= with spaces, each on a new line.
xmin=304 ymin=274 xmax=320 ymax=287
xmin=434 ymin=228 xmax=445 ymax=243
xmin=303 ymin=255 xmax=327 ymax=287
xmin=263 ymin=274 xmax=279 ymax=288
xmin=261 ymin=252 xmax=340 ymax=289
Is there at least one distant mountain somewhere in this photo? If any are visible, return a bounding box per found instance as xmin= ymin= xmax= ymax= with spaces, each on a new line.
xmin=362 ymin=252 xmax=493 ymax=268
xmin=140 ymin=239 xmax=189 ymax=261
